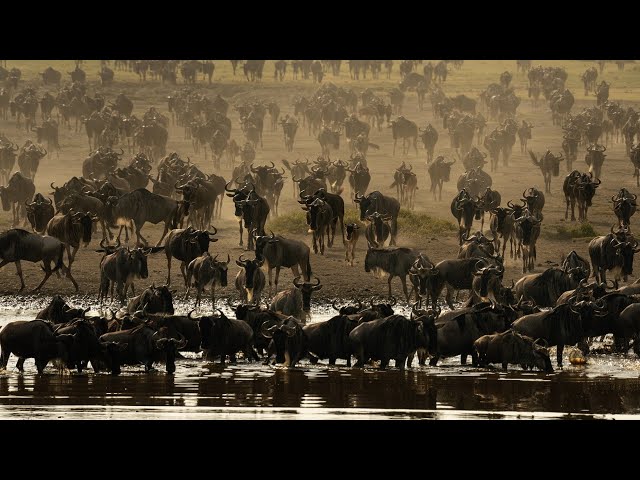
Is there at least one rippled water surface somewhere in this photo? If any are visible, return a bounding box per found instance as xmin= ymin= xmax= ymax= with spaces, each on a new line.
xmin=2 ymin=297 xmax=640 ymax=419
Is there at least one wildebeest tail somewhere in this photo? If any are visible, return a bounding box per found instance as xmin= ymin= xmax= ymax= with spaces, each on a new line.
xmin=368 ymin=143 xmax=380 ymax=150
xmin=528 ymin=150 xmax=540 ymax=167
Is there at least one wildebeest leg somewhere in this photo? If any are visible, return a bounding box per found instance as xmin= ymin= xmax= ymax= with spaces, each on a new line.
xmin=460 ymin=353 xmax=468 ymax=365
xmin=274 ymin=266 xmax=282 ymax=293
xmin=16 ymin=357 xmax=25 ymax=372
xmin=396 ymin=356 xmax=407 ymax=370
xmin=445 ymin=285 xmax=455 ymax=309
xmin=14 ymin=260 xmax=27 ymax=292
xmin=400 ymin=275 xmax=410 ymax=302
xmin=557 ymin=344 xmax=564 ymax=368
xmin=155 ymin=223 xmax=169 ymax=247
xmin=211 ymin=284 xmax=216 ymax=308
xmin=429 ymin=354 xmax=439 ymax=366
xmin=387 ymin=274 xmax=394 ymax=298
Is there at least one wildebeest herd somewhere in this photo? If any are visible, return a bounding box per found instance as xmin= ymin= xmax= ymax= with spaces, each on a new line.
xmin=1 ymin=59 xmax=640 ymax=378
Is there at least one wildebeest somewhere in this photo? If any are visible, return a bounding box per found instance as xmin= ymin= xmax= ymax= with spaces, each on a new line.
xmin=344 ymin=222 xmax=361 ymax=266
xmin=164 ymin=226 xmax=218 ymax=286
xmin=270 ymin=277 xmax=322 ymax=322
xmin=419 ymin=124 xmax=439 ymax=162
xmin=514 ymin=267 xmax=586 ymax=307
xmin=0 ymin=229 xmax=78 ymax=292
xmin=234 ymin=254 xmax=266 ymax=304
xmin=184 ymin=252 xmax=230 ymax=307
xmin=261 ymin=316 xmax=308 ymax=368
xmin=474 ymin=330 xmax=553 ymax=372
xmin=354 ymin=191 xmax=400 ymax=246
xmin=612 ymin=188 xmax=637 ymax=228
xmin=388 ymin=116 xmax=418 ymax=156
xmin=349 ymin=314 xmax=432 ymax=369
xmin=25 ymin=193 xmax=54 ymax=233
xmin=364 ymin=247 xmax=422 ymax=301
xmin=529 ymin=149 xmax=564 ymax=193
xmin=513 ymin=212 xmax=541 ymax=273
xmin=127 ymin=285 xmax=175 ymax=314
xmin=430 ymin=303 xmax=515 ymax=366
xmin=427 ymin=155 xmax=455 ymax=201
xmin=585 ymin=144 xmax=606 ymax=180
xmin=299 ymin=197 xmax=333 ymax=255
xmin=561 ymin=250 xmax=591 ymax=279
xmin=0 ymin=172 xmax=35 ymax=227
xmin=99 ymin=323 xmax=186 ymax=373
xmin=489 ymin=206 xmax=515 ymax=259
xmin=45 ymin=210 xmax=96 ymax=267
xmin=364 ymin=212 xmax=392 ymax=248
xmin=98 ymin=244 xmax=151 ymax=303
xmin=196 ymin=310 xmax=258 ymax=364
xmin=303 ymin=314 xmax=360 ymax=366
xmin=0 ymin=320 xmax=76 ymax=374
xmin=104 ymin=188 xmax=190 ymax=247
xmin=254 ymin=232 xmax=312 ymax=294
xmin=36 ymin=295 xmax=87 ymax=324
xmin=589 ymin=228 xmax=640 ymax=288
xmin=512 ymin=300 xmax=604 ymax=367
xmin=450 ymin=189 xmax=481 ymax=245
xmin=346 ymin=162 xmax=371 ymax=199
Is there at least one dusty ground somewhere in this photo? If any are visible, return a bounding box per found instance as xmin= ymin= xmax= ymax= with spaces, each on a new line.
xmin=1 ymin=59 xmax=639 ymax=307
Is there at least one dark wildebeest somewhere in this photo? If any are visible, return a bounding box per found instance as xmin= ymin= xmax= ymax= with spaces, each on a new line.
xmin=184 ymin=252 xmax=230 ymax=308
xmin=427 ymin=155 xmax=455 ymax=201
xmin=589 ymin=228 xmax=640 ymax=288
xmin=615 ymin=304 xmax=640 ymax=356
xmin=489 ymin=206 xmax=515 ymax=259
xmin=513 ymin=212 xmax=541 ymax=273
xmin=473 ymin=330 xmax=553 ymax=372
xmin=612 ymin=188 xmax=637 ymax=228
xmin=163 ymin=226 xmax=218 ymax=286
xmin=478 ymin=187 xmax=501 ymax=231
xmin=344 ymin=222 xmax=361 ymax=267
xmin=349 ymin=315 xmax=432 ymax=370
xmin=450 ymin=189 xmax=481 ymax=245
xmin=364 ymin=247 xmax=423 ymax=301
xmin=99 ymin=323 xmax=186 ymax=373
xmin=45 ymin=210 xmax=96 ymax=266
xmin=529 ymin=149 xmax=564 ymax=194
xmin=127 ymin=285 xmax=175 ymax=314
xmin=354 ymin=191 xmax=400 ymax=246
xmin=419 ymin=123 xmax=439 ymax=163
xmin=585 ymin=144 xmax=606 ymax=180
xmin=36 ymin=295 xmax=86 ymax=324
xmin=0 ymin=320 xmax=75 ymax=374
xmin=0 ymin=229 xmax=78 ymax=292
xmin=270 ymin=276 xmax=322 ymax=323
xmin=299 ymin=197 xmax=333 ymax=255
xmin=254 ymin=232 xmax=312 ymax=294
xmin=561 ymin=250 xmax=591 ymax=279
xmin=364 ymin=212 xmax=392 ymax=248
xmin=25 ymin=193 xmax=54 ymax=233
xmin=98 ymin=243 xmax=151 ymax=303
xmin=234 ymin=254 xmax=266 ymax=304
xmin=0 ymin=172 xmax=35 ymax=227
xmin=388 ymin=116 xmax=418 ymax=156
xmin=304 ymin=314 xmax=360 ymax=366
xmin=261 ymin=316 xmax=308 ymax=368
xmin=514 ymin=267 xmax=587 ymax=307
xmin=408 ymin=254 xmax=436 ymax=306
xmin=104 ymin=188 xmax=190 ymax=247
xmin=196 ymin=310 xmax=258 ymax=365
xmin=429 ymin=304 xmax=516 ymax=366
xmin=512 ymin=299 xmax=605 ymax=367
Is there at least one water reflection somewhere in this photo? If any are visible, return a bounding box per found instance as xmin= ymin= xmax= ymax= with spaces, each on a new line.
xmin=0 ymin=363 xmax=639 ymax=418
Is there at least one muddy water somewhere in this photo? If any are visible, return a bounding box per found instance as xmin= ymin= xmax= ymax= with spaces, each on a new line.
xmin=2 ymin=297 xmax=640 ymax=419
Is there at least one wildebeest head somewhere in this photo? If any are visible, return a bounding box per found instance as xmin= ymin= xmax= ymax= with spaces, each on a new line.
xmin=473 ymin=260 xmax=504 ymax=297
xmin=293 ymin=276 xmax=322 ymax=311
xmin=154 ymin=329 xmax=187 ymax=374
xmin=254 ymin=231 xmax=279 ymax=261
xmin=610 ymin=236 xmax=640 ymax=276
xmin=129 ymin=247 xmax=152 ymax=279
xmin=514 ymin=214 xmax=541 ymax=245
xmin=261 ymin=318 xmax=299 ymax=364
xmin=345 ymin=222 xmax=360 ymax=241
xmin=210 ymin=253 xmax=231 ymax=287
xmin=530 ymin=338 xmax=554 ymax=373
xmin=331 ymin=298 xmax=363 ymax=315
xmin=542 ymin=150 xmax=564 ymax=177
xmin=236 ymin=254 xmax=264 ymax=289
xmin=506 ymin=199 xmax=527 ymax=220
xmin=411 ymin=304 xmax=440 ymax=354
xmin=147 ymin=284 xmax=176 ymax=315
xmin=188 ymin=226 xmax=218 ymax=253
xmin=369 ymin=296 xmax=396 ymax=317
xmin=354 ymin=192 xmax=372 ymax=220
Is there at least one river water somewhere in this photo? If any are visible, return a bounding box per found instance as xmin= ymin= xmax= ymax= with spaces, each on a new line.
xmin=1 ymin=297 xmax=640 ymax=419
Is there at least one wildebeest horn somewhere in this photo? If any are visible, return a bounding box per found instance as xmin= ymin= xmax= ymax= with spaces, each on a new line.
xmin=332 ymin=300 xmax=341 ymax=312
xmin=225 ymin=181 xmax=236 ymax=193
xmin=207 ymin=226 xmax=217 ymax=237
xmin=533 ymin=338 xmax=549 ymax=349
xmin=293 ymin=276 xmax=303 ymax=288
xmin=389 ymin=296 xmax=397 ymax=306
xmin=51 ymin=182 xmax=58 ymax=190
xmin=187 ymin=309 xmax=197 ymax=320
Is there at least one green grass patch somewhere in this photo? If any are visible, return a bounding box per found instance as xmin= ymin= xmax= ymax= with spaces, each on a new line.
xmin=267 ymin=208 xmax=456 ymax=238
xmin=544 ymin=222 xmax=598 ymax=240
